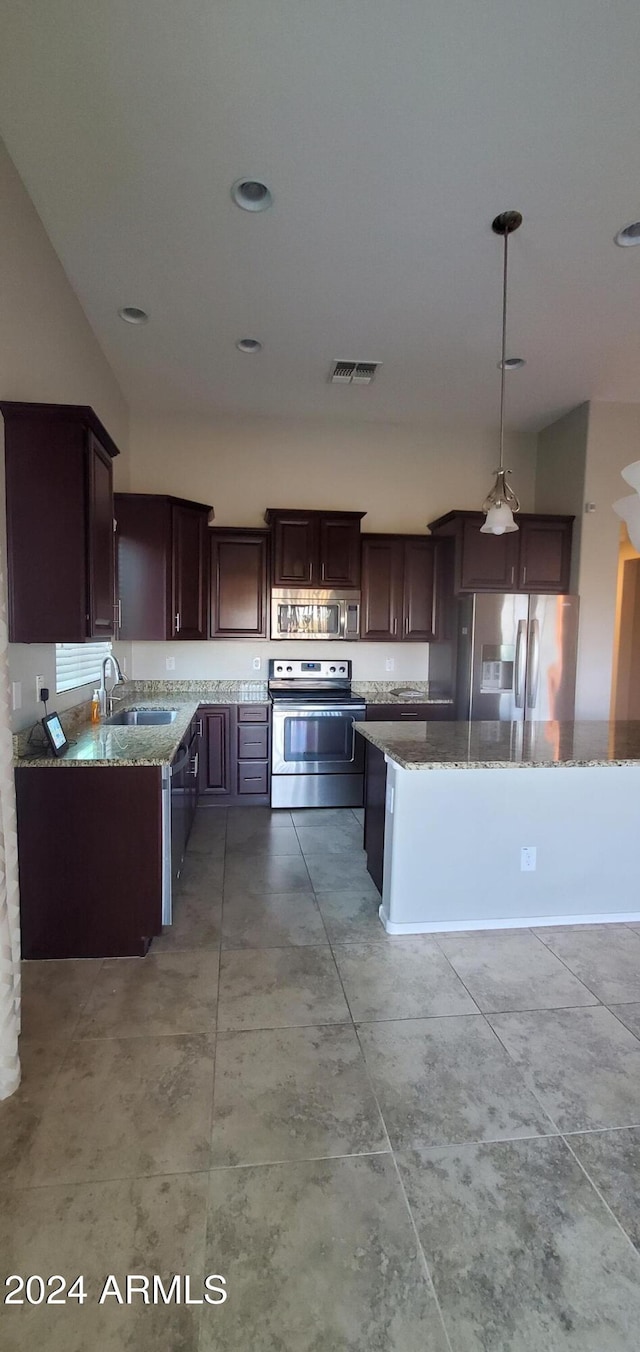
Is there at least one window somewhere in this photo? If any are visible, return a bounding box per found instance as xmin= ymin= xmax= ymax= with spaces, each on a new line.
xmin=55 ymin=642 xmax=112 ymax=694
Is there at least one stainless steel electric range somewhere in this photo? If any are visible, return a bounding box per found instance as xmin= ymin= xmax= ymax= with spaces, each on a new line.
xmin=269 ymin=659 xmax=366 ymax=809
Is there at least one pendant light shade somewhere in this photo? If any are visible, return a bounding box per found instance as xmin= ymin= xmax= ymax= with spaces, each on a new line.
xmin=481 ymin=211 xmax=523 ymax=535
xmin=614 ymin=461 xmax=640 ymax=551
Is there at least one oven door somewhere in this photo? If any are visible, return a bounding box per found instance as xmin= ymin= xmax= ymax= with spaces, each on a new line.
xmin=272 ymin=704 xmax=366 ymax=775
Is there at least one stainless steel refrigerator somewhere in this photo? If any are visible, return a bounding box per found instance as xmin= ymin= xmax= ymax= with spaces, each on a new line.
xmin=455 ymin=593 xmax=580 ymax=722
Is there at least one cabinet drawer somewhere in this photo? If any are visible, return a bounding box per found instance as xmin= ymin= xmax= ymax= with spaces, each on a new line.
xmin=237 ymin=761 xmax=269 ymax=795
xmin=365 ymin=703 xmax=453 ymax=721
xmin=238 ymin=704 xmax=270 ymax=723
xmin=238 ymin=724 xmax=269 ymax=760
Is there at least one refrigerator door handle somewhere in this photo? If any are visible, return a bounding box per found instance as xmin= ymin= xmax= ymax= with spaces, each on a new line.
xmin=526 ymin=617 xmax=540 ymax=709
xmin=514 ymin=619 xmax=527 ymax=708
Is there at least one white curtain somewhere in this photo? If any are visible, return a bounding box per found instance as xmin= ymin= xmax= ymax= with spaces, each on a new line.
xmin=0 ymin=455 xmax=20 ymax=1100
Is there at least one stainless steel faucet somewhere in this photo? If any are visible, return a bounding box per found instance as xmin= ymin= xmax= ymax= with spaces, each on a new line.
xmin=99 ymin=653 xmax=126 ymax=716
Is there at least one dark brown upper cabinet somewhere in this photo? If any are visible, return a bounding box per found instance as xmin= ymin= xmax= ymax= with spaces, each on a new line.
xmin=265 ymin=509 xmax=366 ymax=589
xmin=1 ymin=401 xmax=120 ymax=642
xmin=427 ymin=511 xmax=574 ymax=595
xmin=209 ymin=528 xmax=268 ymax=638
xmin=115 ymin=494 xmax=213 ymax=641
xmin=360 ymin=534 xmax=440 ymax=641
xmin=516 ymin=517 xmax=573 ymax=592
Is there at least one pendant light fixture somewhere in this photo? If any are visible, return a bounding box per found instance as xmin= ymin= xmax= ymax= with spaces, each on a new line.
xmin=480 ymin=210 xmax=523 ymax=536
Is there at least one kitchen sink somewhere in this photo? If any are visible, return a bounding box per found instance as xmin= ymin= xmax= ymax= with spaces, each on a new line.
xmin=103 ymin=709 xmax=178 ymax=726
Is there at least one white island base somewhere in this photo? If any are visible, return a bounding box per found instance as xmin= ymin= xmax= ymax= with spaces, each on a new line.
xmin=379 ymin=761 xmax=640 ymax=935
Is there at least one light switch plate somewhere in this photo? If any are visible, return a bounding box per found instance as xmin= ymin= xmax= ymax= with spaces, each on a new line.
xmin=166 ymin=657 xmax=176 ymax=671
xmin=11 ymin=682 xmax=21 ymax=711
xmin=385 ymin=658 xmax=395 ymax=672
xmin=520 ymin=845 xmax=537 ymax=872
xmin=252 ymin=657 xmax=261 ymax=671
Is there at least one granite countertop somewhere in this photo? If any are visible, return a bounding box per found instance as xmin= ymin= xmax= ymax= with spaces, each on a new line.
xmin=354 ymin=719 xmax=640 ymax=770
xmin=352 ymin=682 xmax=454 ymax=705
xmin=14 ymin=682 xmax=270 ymax=768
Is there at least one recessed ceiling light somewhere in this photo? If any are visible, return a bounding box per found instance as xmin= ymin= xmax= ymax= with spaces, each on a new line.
xmin=118 ymin=306 xmax=149 ymax=324
xmin=614 ymin=221 xmax=640 ymax=247
xmin=235 ymin=337 xmax=262 ymax=353
xmin=498 ymin=356 xmax=526 ymax=370
xmin=231 ymin=179 xmax=273 ymax=212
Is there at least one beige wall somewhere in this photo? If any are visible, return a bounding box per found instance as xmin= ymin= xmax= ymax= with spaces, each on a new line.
xmin=130 ymin=412 xmax=537 ymax=530
xmin=537 ymin=400 xmax=640 ymax=719
xmin=578 ymin=402 xmax=640 ymax=719
xmin=535 ymin=403 xmax=588 ymax=594
xmin=127 ymin=411 xmax=536 ymax=682
xmin=0 ymin=139 xmax=130 ymax=730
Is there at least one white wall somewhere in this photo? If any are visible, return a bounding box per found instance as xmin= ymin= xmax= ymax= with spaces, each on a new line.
xmin=0 ymin=139 xmax=130 ymax=730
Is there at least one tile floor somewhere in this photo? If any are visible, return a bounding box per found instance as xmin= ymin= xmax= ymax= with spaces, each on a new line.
xmin=3 ymin=807 xmax=640 ymax=1349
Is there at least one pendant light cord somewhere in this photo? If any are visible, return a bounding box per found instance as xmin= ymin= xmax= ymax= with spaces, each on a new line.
xmin=498 ymin=226 xmax=508 ymax=474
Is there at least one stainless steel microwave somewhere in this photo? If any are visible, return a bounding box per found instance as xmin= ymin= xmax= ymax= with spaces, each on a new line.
xmin=271 ymin=589 xmax=361 ymax=641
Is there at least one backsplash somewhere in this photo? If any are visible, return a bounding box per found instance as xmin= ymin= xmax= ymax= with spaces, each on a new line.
xmin=129 ymin=640 xmax=432 ymax=683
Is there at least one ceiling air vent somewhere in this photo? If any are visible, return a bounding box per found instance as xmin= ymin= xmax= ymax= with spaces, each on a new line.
xmin=330 ymin=360 xmax=380 ymax=385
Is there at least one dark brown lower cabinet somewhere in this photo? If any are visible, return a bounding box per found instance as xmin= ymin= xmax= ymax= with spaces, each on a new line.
xmin=171 ymin=726 xmax=200 ymax=883
xmin=198 ymin=704 xmax=271 ymax=806
xmin=363 ymin=741 xmax=387 ymax=895
xmin=15 ymin=767 xmax=163 ymax=959
xmin=365 ymin=702 xmax=454 ymax=722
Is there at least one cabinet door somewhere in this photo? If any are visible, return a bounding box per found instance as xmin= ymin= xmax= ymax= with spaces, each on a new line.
xmin=363 ymin=742 xmax=386 ymax=895
xmin=210 ymin=531 xmax=267 ymax=638
xmin=459 ymin=517 xmax=519 ymax=592
xmin=272 ymin=513 xmax=316 ymax=586
xmin=200 ymin=706 xmax=234 ymax=797
xmin=517 ymin=518 xmax=572 ymax=593
xmin=360 ymin=537 xmax=403 ymax=640
xmin=171 ymin=744 xmax=189 ymax=882
xmin=86 ymin=433 xmax=115 ymax=637
xmin=402 ymin=539 xmax=436 ymax=640
xmin=318 ymin=515 xmax=361 ymax=588
xmin=172 ymin=505 xmax=207 ymax=639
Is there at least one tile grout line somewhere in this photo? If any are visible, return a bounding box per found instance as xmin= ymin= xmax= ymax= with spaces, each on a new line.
xmin=387 ymin=1147 xmax=456 ymax=1352
xmin=560 ymin=1130 xmax=640 ymax=1265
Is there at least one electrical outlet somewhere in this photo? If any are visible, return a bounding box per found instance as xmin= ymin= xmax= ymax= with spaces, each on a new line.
xmin=166 ymin=657 xmax=176 ymax=671
xmin=252 ymin=657 xmax=261 ymax=671
xmin=520 ymin=846 xmax=537 ymax=872
xmin=35 ymin=673 xmax=42 ymax=700
xmin=385 ymin=658 xmax=395 ymax=672
xmin=11 ymin=682 xmax=21 ymax=711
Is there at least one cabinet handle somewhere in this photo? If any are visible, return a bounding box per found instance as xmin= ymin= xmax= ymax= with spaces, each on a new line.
xmin=321 ymin=561 xmax=325 ymax=581
xmin=196 ymin=718 xmax=203 ymax=736
xmin=393 ymin=617 xmax=398 ymax=635
xmin=404 ymin=617 xmax=408 ymax=636
xmin=522 ymin=565 xmax=527 ymax=585
xmin=175 ymin=612 xmax=181 ymax=633
xmin=400 ymin=712 xmax=418 ymax=718
xmin=510 ymin=566 xmax=515 ymax=586
xmin=190 ymin=752 xmax=199 ymax=778
xmin=114 ymin=600 xmax=122 ymax=630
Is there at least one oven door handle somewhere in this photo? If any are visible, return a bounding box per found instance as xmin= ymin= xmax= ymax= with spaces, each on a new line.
xmin=272 ymin=704 xmax=366 ymax=715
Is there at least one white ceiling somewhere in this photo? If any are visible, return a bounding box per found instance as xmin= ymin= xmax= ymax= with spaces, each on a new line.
xmin=1 ymin=0 xmax=640 ymax=430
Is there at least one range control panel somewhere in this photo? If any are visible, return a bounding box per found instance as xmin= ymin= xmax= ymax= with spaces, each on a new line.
xmin=269 ymin=659 xmax=351 ymax=679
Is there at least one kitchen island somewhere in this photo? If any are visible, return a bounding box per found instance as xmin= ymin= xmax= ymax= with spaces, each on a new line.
xmin=355 ymin=719 xmax=640 ymax=935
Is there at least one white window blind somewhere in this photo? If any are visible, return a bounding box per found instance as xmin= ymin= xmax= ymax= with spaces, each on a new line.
xmin=55 ymin=642 xmax=112 ymax=694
